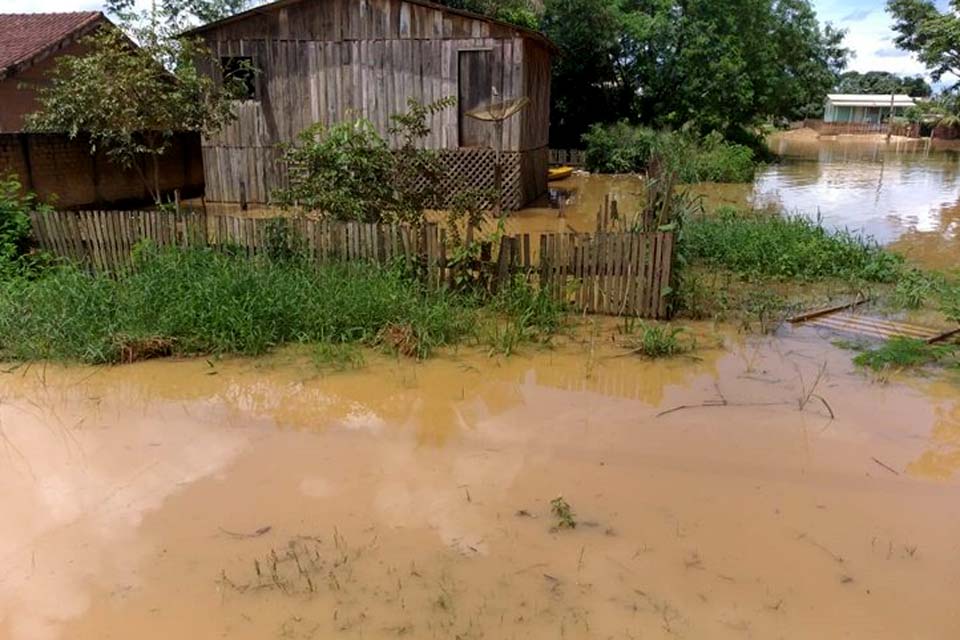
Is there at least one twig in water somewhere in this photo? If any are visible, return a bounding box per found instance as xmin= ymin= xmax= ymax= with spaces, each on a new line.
xmin=657 ymin=400 xmax=789 ymax=417
xmin=870 ymin=456 xmax=899 ymax=476
xmin=796 ymin=361 xmax=834 ymax=420
xmin=219 ymin=525 xmax=272 ymax=539
xmin=795 ymin=532 xmax=844 ymax=564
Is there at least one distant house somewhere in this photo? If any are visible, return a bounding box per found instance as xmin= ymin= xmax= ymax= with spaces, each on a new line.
xmin=187 ymin=0 xmax=554 ymax=210
xmin=0 ymin=12 xmax=203 ymax=208
xmin=823 ymin=94 xmax=916 ymax=124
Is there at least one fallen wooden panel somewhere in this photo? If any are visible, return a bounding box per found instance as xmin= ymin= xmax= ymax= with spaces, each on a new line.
xmin=802 ymin=311 xmax=945 ymax=341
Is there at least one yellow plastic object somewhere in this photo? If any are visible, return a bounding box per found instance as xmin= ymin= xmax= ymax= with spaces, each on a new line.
xmin=548 ymin=166 xmax=574 ymax=181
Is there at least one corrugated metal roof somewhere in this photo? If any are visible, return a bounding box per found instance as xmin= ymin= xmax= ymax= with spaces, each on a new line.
xmin=826 ymin=93 xmax=917 ymax=108
xmin=0 ymin=12 xmax=104 ymax=77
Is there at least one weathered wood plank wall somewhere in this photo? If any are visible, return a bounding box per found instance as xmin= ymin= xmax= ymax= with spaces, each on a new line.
xmin=195 ymin=0 xmax=552 ymax=207
xmin=29 ymin=209 xmax=675 ymax=319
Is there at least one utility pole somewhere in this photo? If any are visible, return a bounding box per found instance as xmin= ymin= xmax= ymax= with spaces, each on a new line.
xmin=886 ymin=92 xmax=895 ymax=142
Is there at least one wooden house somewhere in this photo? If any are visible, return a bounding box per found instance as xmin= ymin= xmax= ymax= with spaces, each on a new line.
xmin=187 ymin=0 xmax=554 ymax=210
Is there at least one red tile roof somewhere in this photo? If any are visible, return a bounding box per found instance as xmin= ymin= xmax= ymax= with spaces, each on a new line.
xmin=0 ymin=12 xmax=104 ymax=75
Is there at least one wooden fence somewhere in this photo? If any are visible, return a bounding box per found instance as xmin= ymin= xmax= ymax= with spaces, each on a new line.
xmin=28 ymin=209 xmax=675 ymax=319
xmin=548 ymin=148 xmax=586 ymax=167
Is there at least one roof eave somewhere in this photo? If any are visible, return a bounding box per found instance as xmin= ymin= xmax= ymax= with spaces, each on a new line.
xmin=0 ymin=12 xmax=107 ymax=81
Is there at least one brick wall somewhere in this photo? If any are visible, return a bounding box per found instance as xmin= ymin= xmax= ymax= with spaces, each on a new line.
xmin=0 ymin=132 xmax=204 ymax=208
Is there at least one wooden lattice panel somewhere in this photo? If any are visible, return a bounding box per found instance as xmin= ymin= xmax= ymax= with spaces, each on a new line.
xmin=418 ymin=149 xmax=523 ymax=211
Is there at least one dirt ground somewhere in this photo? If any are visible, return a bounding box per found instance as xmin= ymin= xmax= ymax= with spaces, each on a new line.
xmin=1 ymin=322 xmax=958 ymax=640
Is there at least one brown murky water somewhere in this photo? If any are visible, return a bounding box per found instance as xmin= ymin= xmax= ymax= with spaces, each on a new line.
xmin=512 ymin=131 xmax=960 ymax=271
xmin=2 ymin=326 xmax=959 ymax=640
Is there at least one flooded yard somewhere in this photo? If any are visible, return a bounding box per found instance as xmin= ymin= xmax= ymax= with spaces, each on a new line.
xmin=2 ymin=326 xmax=959 ymax=639
xmin=518 ymin=131 xmax=960 ymax=271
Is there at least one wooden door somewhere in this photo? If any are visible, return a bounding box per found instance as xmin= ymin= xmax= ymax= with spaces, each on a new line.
xmin=458 ymin=50 xmax=492 ymax=148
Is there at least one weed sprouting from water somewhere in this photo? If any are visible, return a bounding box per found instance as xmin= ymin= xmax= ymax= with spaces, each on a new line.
xmin=627 ymin=324 xmax=694 ymax=359
xmin=853 ymin=337 xmax=958 ymax=372
xmin=893 ymin=268 xmax=944 ymax=310
xmin=832 ymin=338 xmax=871 ymax=352
xmin=550 ymin=496 xmax=577 ymax=530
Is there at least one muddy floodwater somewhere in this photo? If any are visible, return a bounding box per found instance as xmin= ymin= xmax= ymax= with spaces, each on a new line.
xmin=2 ymin=326 xmax=959 ymax=639
xmin=516 ymin=131 xmax=960 ymax=271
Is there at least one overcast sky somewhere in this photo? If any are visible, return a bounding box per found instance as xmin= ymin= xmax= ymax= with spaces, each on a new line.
xmin=0 ymin=0 xmax=943 ymax=81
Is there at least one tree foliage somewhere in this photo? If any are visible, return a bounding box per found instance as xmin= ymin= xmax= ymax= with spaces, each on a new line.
xmin=543 ymin=0 xmax=849 ymax=147
xmin=26 ymin=27 xmax=241 ymax=203
xmin=888 ymin=0 xmax=960 ymax=86
xmin=434 ymin=0 xmax=540 ymax=29
xmin=104 ymin=0 xmax=250 ymax=32
xmin=836 ymin=70 xmax=932 ymax=97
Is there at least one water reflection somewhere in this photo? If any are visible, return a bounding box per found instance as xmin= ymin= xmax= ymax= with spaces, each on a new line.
xmin=757 ymin=134 xmax=960 ymax=250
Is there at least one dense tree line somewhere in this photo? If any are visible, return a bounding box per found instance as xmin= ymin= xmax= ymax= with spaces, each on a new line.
xmin=835 ymin=71 xmax=931 ymax=98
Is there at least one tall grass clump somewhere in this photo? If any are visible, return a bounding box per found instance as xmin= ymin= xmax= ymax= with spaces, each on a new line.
xmin=685 ymin=207 xmax=902 ymax=282
xmin=0 ymin=245 xmax=478 ymax=363
xmin=481 ymin=276 xmax=567 ymax=355
xmin=627 ymin=324 xmax=693 ymax=359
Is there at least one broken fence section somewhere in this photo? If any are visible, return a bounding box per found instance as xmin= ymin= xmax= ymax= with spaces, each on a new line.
xmin=29 ymin=209 xmax=675 ymax=319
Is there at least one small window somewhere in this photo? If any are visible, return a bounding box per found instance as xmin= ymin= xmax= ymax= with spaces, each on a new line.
xmin=221 ymin=56 xmax=257 ymax=100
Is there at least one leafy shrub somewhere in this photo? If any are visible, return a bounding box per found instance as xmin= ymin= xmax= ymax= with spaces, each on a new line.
xmin=582 ymin=124 xmax=756 ymax=182
xmin=274 ymin=99 xmax=454 ymax=224
xmin=684 ymin=208 xmax=903 ymax=282
xmin=582 ymin=121 xmax=658 ymax=173
xmin=0 ymin=174 xmax=48 ymax=277
xmin=681 ymin=131 xmax=756 ymax=183
xmin=274 ymin=118 xmax=394 ymax=221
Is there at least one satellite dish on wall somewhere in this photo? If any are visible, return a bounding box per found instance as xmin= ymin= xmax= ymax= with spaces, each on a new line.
xmin=465 ymin=96 xmax=530 ymax=122
xmin=464 ymin=95 xmax=530 ymax=217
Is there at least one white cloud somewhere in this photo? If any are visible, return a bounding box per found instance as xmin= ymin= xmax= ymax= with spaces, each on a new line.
xmin=814 ymin=0 xmax=936 ymax=79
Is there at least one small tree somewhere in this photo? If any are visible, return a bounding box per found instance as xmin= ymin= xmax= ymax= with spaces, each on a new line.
xmin=26 ymin=25 xmax=241 ymax=204
xmin=274 ymin=118 xmax=397 ymax=222
xmin=275 ymin=99 xmax=455 ymax=225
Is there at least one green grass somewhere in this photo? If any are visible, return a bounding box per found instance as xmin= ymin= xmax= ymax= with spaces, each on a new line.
xmin=853 ymin=336 xmax=958 ymax=372
xmin=627 ymin=324 xmax=693 ymax=358
xmin=0 ymin=245 xmax=569 ymax=364
xmin=684 ymin=208 xmax=902 ymax=282
xmin=0 ymin=247 xmax=480 ymax=363
xmin=312 ymin=342 xmax=365 ymax=372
